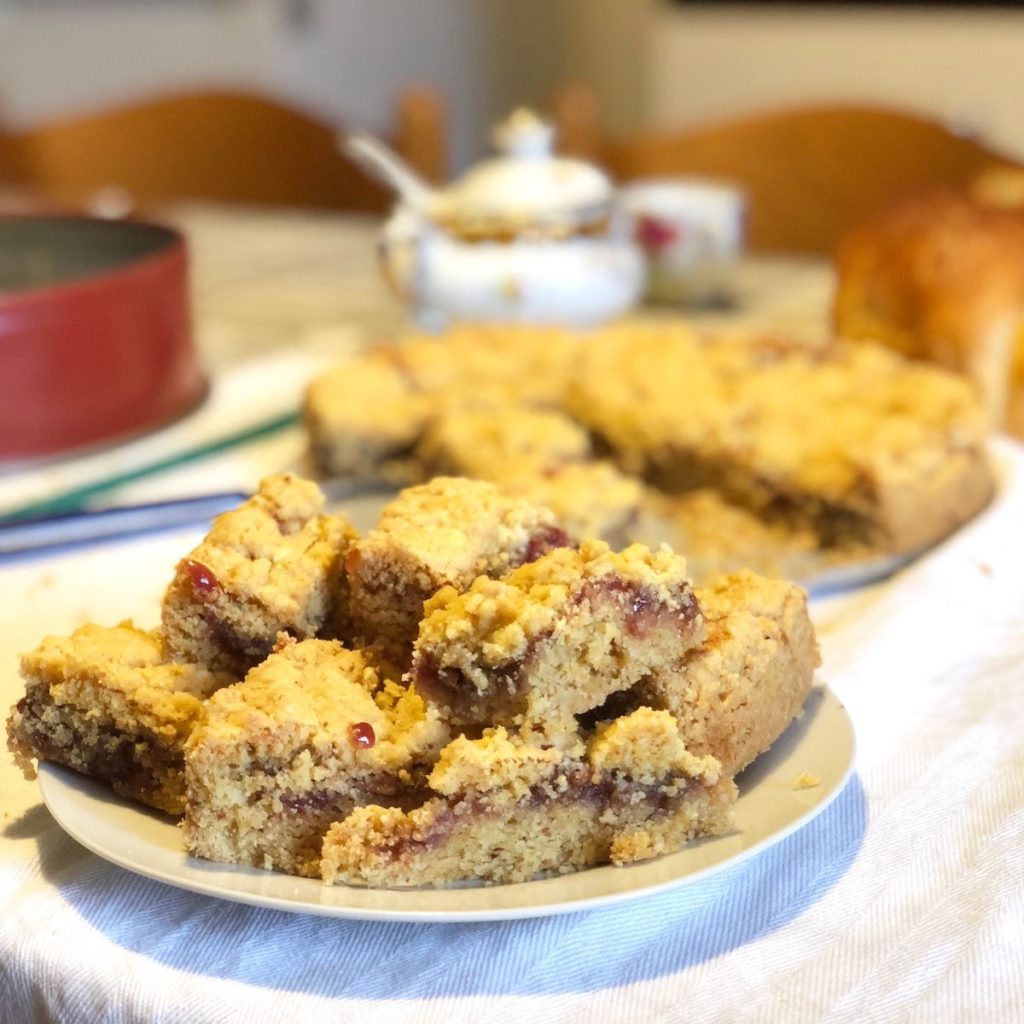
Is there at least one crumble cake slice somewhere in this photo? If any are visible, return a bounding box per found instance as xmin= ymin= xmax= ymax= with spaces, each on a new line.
xmin=566 ymin=326 xmax=995 ymax=556
xmin=409 ymin=539 xmax=706 ymax=741
xmin=161 ymin=473 xmax=357 ymax=675
xmin=303 ymin=352 xmax=432 ymax=482
xmin=183 ymin=637 xmax=449 ymax=877
xmin=304 ymin=327 xmax=581 ymax=482
xmin=345 ymin=477 xmax=571 ymax=666
xmin=320 ymin=709 xmax=736 ymax=888
xmin=6 ymin=622 xmax=233 ymax=815
xmin=627 ymin=570 xmax=820 ymax=776
xmin=415 ymin=405 xmax=591 ymax=480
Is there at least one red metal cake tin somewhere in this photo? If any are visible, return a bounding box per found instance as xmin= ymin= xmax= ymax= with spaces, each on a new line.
xmin=0 ymin=215 xmax=205 ymax=462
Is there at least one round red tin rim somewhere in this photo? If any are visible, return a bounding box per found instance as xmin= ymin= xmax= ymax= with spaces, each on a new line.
xmin=0 ymin=215 xmax=206 ymax=462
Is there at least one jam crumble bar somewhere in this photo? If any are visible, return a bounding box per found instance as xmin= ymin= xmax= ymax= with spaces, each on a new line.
xmin=345 ymin=477 xmax=571 ymax=665
xmin=631 ymin=570 xmax=819 ymax=776
xmin=303 ymin=327 xmax=580 ymax=481
xmin=410 ymin=539 xmax=706 ymax=741
xmin=566 ymin=327 xmax=994 ymax=556
xmin=6 ymin=622 xmax=233 ymax=815
xmin=305 ymin=322 xmax=994 ymax=577
xmin=161 ymin=473 xmax=357 ymax=675
xmin=303 ymin=353 xmax=432 ymax=483
xmin=182 ymin=637 xmax=449 ymax=877
xmin=320 ymin=709 xmax=735 ymax=888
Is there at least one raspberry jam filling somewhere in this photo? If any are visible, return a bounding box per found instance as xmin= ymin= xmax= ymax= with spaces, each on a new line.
xmin=182 ymin=559 xmax=220 ymax=597
xmin=374 ymin=768 xmax=700 ymax=861
xmin=412 ymin=648 xmax=535 ymax=720
xmin=349 ymin=722 xmax=376 ymax=748
xmin=16 ymin=698 xmax=181 ymax=797
xmin=280 ymin=790 xmax=340 ymax=814
xmin=203 ymin=613 xmax=276 ymax=670
xmin=522 ymin=525 xmax=573 ymax=564
xmin=577 ymin=578 xmax=701 ymax=640
xmin=278 ymin=773 xmax=411 ymax=815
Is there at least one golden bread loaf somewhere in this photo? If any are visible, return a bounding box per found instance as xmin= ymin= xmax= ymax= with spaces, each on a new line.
xmin=833 ymin=187 xmax=1024 ymax=437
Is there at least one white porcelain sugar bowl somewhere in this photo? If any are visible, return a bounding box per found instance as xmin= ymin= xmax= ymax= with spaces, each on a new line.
xmin=347 ymin=109 xmax=644 ymax=328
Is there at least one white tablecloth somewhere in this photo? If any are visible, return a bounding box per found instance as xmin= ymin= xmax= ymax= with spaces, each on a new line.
xmin=2 ymin=210 xmax=1022 ymax=1022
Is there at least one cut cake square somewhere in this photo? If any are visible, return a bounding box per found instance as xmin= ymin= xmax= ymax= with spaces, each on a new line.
xmin=182 ymin=637 xmax=449 ymax=877
xmin=410 ymin=539 xmax=706 ymax=741
xmin=566 ymin=326 xmax=995 ymax=556
xmin=6 ymin=622 xmax=232 ymax=815
xmin=344 ymin=477 xmax=571 ymax=666
xmin=629 ymin=570 xmax=820 ymax=777
xmin=161 ymin=473 xmax=357 ymax=675
xmin=303 ymin=352 xmax=432 ymax=482
xmin=321 ymin=709 xmax=736 ymax=888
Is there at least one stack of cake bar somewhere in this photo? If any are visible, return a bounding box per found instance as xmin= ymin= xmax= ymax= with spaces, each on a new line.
xmin=8 ymin=473 xmax=819 ymax=888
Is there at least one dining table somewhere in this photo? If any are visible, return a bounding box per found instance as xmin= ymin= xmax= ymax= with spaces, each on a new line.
xmin=1 ymin=203 xmax=1022 ymax=1024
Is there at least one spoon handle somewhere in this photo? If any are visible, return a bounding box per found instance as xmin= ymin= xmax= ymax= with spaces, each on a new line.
xmin=342 ymin=133 xmax=435 ymax=213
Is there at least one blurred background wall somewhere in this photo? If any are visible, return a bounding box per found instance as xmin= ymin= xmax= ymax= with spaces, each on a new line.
xmin=647 ymin=3 xmax=1024 ymax=159
xmin=0 ymin=0 xmax=1022 ymax=173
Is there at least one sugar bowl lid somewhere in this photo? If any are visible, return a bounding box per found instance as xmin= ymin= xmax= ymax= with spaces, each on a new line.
xmin=435 ymin=109 xmax=614 ymax=237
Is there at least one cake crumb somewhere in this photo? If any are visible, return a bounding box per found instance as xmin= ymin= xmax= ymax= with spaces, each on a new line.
xmin=793 ymin=772 xmax=821 ymax=790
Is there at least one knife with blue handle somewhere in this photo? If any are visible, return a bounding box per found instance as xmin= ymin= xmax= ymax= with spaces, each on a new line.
xmin=0 ymin=492 xmax=249 ymax=558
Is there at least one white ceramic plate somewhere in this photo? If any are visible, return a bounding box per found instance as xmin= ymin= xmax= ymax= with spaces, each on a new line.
xmin=38 ymin=684 xmax=854 ymax=923
xmin=798 ymin=551 xmax=918 ymax=596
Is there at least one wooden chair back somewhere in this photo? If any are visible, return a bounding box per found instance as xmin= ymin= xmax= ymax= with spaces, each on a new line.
xmin=553 ymin=91 xmax=1021 ymax=254
xmin=0 ymin=87 xmax=446 ymax=213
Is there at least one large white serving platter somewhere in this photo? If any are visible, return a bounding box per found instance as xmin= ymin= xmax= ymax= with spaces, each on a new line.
xmin=39 ymin=684 xmax=854 ymax=923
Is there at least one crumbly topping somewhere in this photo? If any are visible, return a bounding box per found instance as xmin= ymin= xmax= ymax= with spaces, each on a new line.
xmin=352 ymin=477 xmax=558 ymax=580
xmin=695 ymin=568 xmax=812 ymax=628
xmin=418 ymin=539 xmax=692 ymax=665
xmin=20 ymin=622 xmax=230 ymax=734
xmin=567 ymin=325 xmax=986 ymax=509
xmin=24 ymin=621 xmax=162 ymax=684
xmin=587 ymin=707 xmax=722 ymax=785
xmin=417 ymin=405 xmax=591 ymax=479
xmin=22 ymin=622 xmax=231 ymax=704
xmin=192 ymin=639 xmax=446 ymax=770
xmin=374 ymin=678 xmax=451 ymax=757
xmin=428 ymin=727 xmax=564 ymax=797
xmin=395 ymin=325 xmax=580 ymax=407
xmin=172 ymin=473 xmax=356 ymax=611
xmin=496 ymin=460 xmax=645 ymax=543
xmin=199 ymin=639 xmax=382 ymax=736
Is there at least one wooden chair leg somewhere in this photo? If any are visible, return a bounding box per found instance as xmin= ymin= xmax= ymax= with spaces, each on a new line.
xmin=396 ymin=86 xmax=447 ymax=184
xmin=550 ymin=83 xmax=602 ymax=162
